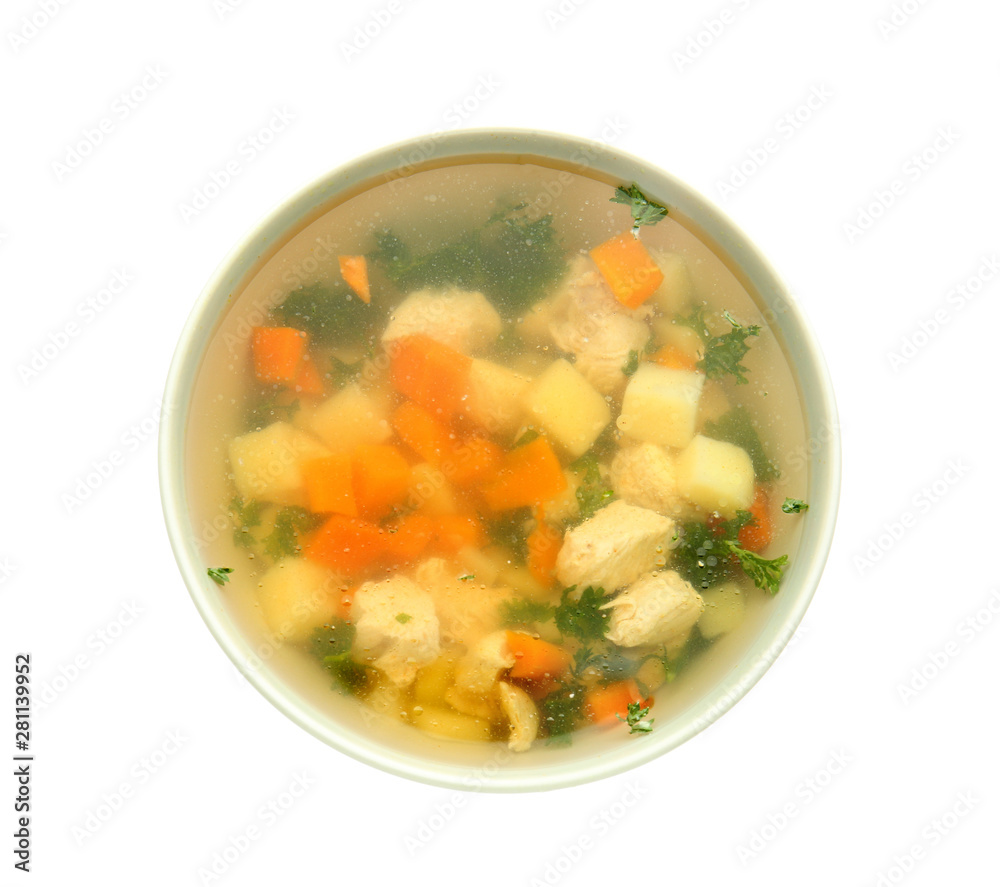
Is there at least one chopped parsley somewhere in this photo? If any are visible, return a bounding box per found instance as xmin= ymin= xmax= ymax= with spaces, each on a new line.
xmin=310 ymin=621 xmax=367 ymax=694
xmin=207 ymin=566 xmax=234 ymax=586
xmin=229 ymin=496 xmax=262 ymax=549
xmin=610 ymin=183 xmax=669 ymax=231
xmin=263 ymin=507 xmax=324 ymax=560
xmin=485 ymin=508 xmax=532 ymax=562
xmin=513 ymin=428 xmax=541 ymax=449
xmin=724 ymin=542 xmax=788 ymax=595
xmin=537 ymin=683 xmax=585 ymax=741
xmin=395 ymin=613 xmax=412 ymax=624
xmin=673 ymin=512 xmax=751 ymax=590
xmin=458 ymin=574 xmax=475 ymax=582
xmin=782 ymin=497 xmax=809 ymax=514
xmin=621 ymin=349 xmax=641 ymax=377
xmin=499 ymin=598 xmax=556 ymax=628
xmin=274 ymin=282 xmax=378 ymax=346
xmin=617 ymin=701 xmax=654 ymax=735
xmin=571 ymin=454 xmax=615 ymax=522
xmin=244 ymin=394 xmax=299 ymax=432
xmin=554 ymin=585 xmax=610 ymax=642
xmin=703 ymin=406 xmax=780 ymax=482
xmin=329 ymin=356 xmax=365 ymax=389
xmin=368 ymin=201 xmax=567 ymax=318
xmin=679 ymin=305 xmax=761 ymax=385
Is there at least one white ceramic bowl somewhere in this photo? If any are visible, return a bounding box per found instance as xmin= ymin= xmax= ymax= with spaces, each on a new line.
xmin=159 ymin=128 xmax=840 ymax=792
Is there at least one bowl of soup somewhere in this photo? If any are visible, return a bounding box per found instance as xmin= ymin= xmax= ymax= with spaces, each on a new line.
xmin=159 ymin=129 xmax=840 ymax=791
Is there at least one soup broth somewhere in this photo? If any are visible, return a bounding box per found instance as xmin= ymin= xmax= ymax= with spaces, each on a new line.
xmin=186 ymin=161 xmax=808 ymax=753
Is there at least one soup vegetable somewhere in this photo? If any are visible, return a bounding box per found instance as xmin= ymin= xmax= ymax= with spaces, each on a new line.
xmin=209 ymin=178 xmax=807 ymax=751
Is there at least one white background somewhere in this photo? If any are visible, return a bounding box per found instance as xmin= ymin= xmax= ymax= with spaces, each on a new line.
xmin=2 ymin=0 xmax=997 ymax=884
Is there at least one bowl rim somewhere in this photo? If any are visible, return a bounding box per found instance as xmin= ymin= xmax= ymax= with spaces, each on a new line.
xmin=159 ymin=127 xmax=841 ymax=793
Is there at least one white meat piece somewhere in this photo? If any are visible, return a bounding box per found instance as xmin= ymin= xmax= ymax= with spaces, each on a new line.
xmin=381 ymin=286 xmax=502 ymax=354
xmin=445 ymin=630 xmax=514 ymax=720
xmin=413 ymin=558 xmax=512 ymax=644
xmin=351 ymin=575 xmax=440 ymax=688
xmin=498 ymin=682 xmax=540 ymax=753
xmin=610 ymin=442 xmax=700 ymax=521
xmin=556 ymin=500 xmax=674 ymax=592
xmin=603 ymin=570 xmax=705 ymax=648
xmin=547 ymin=256 xmax=652 ymax=394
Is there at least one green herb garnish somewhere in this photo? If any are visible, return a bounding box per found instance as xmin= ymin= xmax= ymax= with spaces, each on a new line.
xmin=724 ymin=542 xmax=788 ymax=595
xmin=513 ymin=428 xmax=541 ymax=449
xmin=229 ymin=496 xmax=262 ymax=549
xmin=310 ymin=621 xmax=367 ymax=694
xmin=611 ymin=183 xmax=668 ymax=231
xmin=782 ymin=497 xmax=809 ymax=514
xmin=207 ymin=566 xmax=234 ymax=586
xmin=571 ymin=454 xmax=615 ymax=522
xmin=537 ymin=684 xmax=585 ymax=741
xmin=395 ymin=613 xmax=412 ymax=624
xmin=554 ymin=585 xmax=610 ymax=642
xmin=621 ymin=349 xmax=640 ymax=377
xmin=700 ymin=310 xmax=760 ymax=384
xmin=617 ymin=700 xmax=654 ymax=735
xmin=499 ymin=598 xmax=556 ymax=628
xmin=275 ymin=282 xmax=378 ymax=346
xmin=703 ymin=406 xmax=780 ymax=482
xmin=263 ymin=507 xmax=323 ymax=560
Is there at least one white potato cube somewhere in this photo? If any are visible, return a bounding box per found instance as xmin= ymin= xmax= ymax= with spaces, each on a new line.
xmin=381 ymin=287 xmax=502 ymax=354
xmin=410 ymin=706 xmax=493 ymax=742
xmin=301 ymin=382 xmax=392 ymax=452
xmin=649 ymin=250 xmax=694 ymax=315
xmin=523 ymin=359 xmax=611 ymax=458
xmin=228 ymin=421 xmax=331 ymax=507
xmin=465 ymin=359 xmax=532 ymax=436
xmin=617 ymin=364 xmax=704 ymax=449
xmin=698 ymin=581 xmax=746 ymax=639
xmin=256 ymin=558 xmax=343 ymax=642
xmin=675 ymin=434 xmax=755 ymax=518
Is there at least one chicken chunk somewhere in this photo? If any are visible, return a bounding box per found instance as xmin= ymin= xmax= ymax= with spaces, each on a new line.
xmin=547 ymin=256 xmax=651 ymax=394
xmin=413 ymin=558 xmax=512 ymax=645
xmin=381 ymin=286 xmax=502 ymax=354
xmin=610 ymin=442 xmax=699 ymax=521
xmin=351 ymin=575 xmax=440 ymax=688
xmin=603 ymin=571 xmax=704 ymax=648
xmin=498 ymin=682 xmax=540 ymax=753
xmin=445 ymin=630 xmax=514 ymax=720
xmin=555 ymin=500 xmax=675 ymax=592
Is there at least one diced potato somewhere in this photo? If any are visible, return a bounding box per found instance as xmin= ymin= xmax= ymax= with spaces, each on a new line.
xmin=410 ymin=705 xmax=493 ymax=742
xmin=617 ymin=364 xmax=704 ymax=449
xmin=649 ymin=250 xmax=694 ymax=315
xmin=698 ymin=582 xmax=746 ymax=639
xmin=651 ymin=317 xmax=703 ymax=362
xmin=523 ymin=359 xmax=611 ymax=458
xmin=465 ymin=359 xmax=532 ymax=436
xmin=635 ymin=656 xmax=668 ymax=694
xmin=256 ymin=558 xmax=342 ymax=642
xmin=229 ymin=421 xmax=331 ymax=507
xmin=412 ymin=649 xmax=461 ymax=706
xmin=675 ymin=434 xmax=754 ymax=518
xmin=301 ymin=383 xmax=392 ymax=452
xmin=406 ymin=462 xmax=461 ymax=516
xmin=696 ymin=381 xmax=731 ymax=431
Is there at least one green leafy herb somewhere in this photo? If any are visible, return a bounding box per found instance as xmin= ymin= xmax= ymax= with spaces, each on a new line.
xmin=458 ymin=574 xmax=475 ymax=582
xmin=275 ymin=282 xmax=378 ymax=346
xmin=724 ymin=541 xmax=788 ymax=595
xmin=617 ymin=700 xmax=654 ymax=735
xmin=610 ymin=183 xmax=668 ymax=230
xmin=621 ymin=349 xmax=640 ymax=377
xmin=782 ymin=497 xmax=809 ymax=514
xmin=571 ymin=454 xmax=615 ymax=522
xmin=310 ymin=621 xmax=367 ymax=694
xmin=499 ymin=598 xmax=556 ymax=628
xmin=703 ymin=406 xmax=780 ymax=482
xmin=368 ymin=202 xmax=568 ymax=318
xmin=229 ymin=496 xmax=262 ymax=548
xmin=573 ymin=645 xmax=639 ymax=684
xmin=330 ymin=356 xmax=365 ymax=389
xmin=699 ymin=310 xmax=761 ymax=384
xmin=554 ymin=585 xmax=610 ymax=642
xmin=484 ymin=508 xmax=532 ymax=562
xmin=244 ymin=394 xmax=300 ymax=431
xmin=513 ymin=428 xmax=541 ymax=449
xmin=263 ymin=507 xmax=324 ymax=560
xmin=672 ymin=518 xmax=745 ymax=589
xmin=537 ymin=684 xmax=585 ymax=741
xmin=207 ymin=566 xmax=233 ymax=586
xmin=395 ymin=613 xmax=412 ymax=624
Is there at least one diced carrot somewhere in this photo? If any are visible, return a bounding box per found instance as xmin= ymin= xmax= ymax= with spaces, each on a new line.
xmin=352 ymin=444 xmax=412 ymax=517
xmin=738 ymin=486 xmax=774 ymax=552
xmin=506 ymin=632 xmax=572 ymax=681
xmin=527 ymin=521 xmax=562 ymax=588
xmin=392 ymin=401 xmax=454 ymax=464
xmin=302 ymin=454 xmax=357 ymax=516
xmin=585 ymin=680 xmax=650 ymax=724
xmin=339 ymin=255 xmax=371 ymax=304
xmin=651 ymin=344 xmax=699 ymax=372
xmin=432 ymin=513 xmax=484 ymax=554
xmin=303 ymin=515 xmax=385 ymax=575
xmin=480 ymin=437 xmax=568 ymax=511
xmin=291 ymin=351 xmax=326 ymax=396
xmin=389 ymin=334 xmax=472 ymax=419
xmin=445 ymin=436 xmax=504 ymax=487
xmin=251 ymin=327 xmax=308 ymax=384
xmin=382 ymin=513 xmax=435 ymax=565
xmin=589 ymin=232 xmax=664 ymax=309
